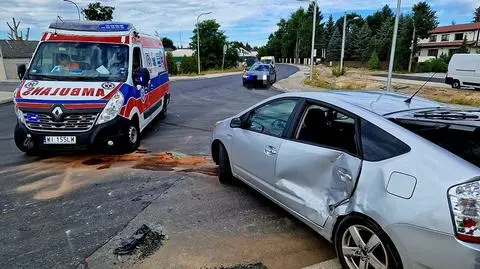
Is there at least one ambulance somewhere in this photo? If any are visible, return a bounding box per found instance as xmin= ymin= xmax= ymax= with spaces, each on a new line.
xmin=13 ymin=21 xmax=170 ymax=153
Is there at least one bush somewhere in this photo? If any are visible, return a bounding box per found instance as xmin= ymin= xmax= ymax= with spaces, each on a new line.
xmin=417 ymin=58 xmax=448 ymax=73
xmin=331 ymin=66 xmax=345 ymax=77
xmin=179 ymin=56 xmax=197 ymax=74
xmin=166 ymin=51 xmax=178 ymax=75
xmin=367 ymin=51 xmax=380 ymax=70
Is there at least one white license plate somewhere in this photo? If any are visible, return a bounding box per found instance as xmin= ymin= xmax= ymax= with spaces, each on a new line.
xmin=44 ymin=136 xmax=76 ymax=145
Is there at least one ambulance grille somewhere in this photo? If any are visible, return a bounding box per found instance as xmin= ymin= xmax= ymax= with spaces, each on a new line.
xmin=24 ymin=113 xmax=98 ymax=132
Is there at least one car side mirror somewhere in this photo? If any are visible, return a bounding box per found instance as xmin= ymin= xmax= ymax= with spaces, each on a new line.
xmin=17 ymin=64 xmax=26 ymax=80
xmin=230 ymin=117 xmax=243 ymax=128
xmin=134 ymin=68 xmax=150 ymax=87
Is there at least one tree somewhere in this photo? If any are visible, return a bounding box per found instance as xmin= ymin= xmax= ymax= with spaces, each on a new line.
xmin=166 ymin=51 xmax=178 ymax=75
xmin=83 ymin=2 xmax=114 ymax=21
xmin=366 ymin=5 xmax=393 ymax=36
xmin=224 ymin=43 xmax=241 ymax=68
xmin=412 ymin=2 xmax=438 ymax=39
xmin=474 ymin=6 xmax=480 ymax=22
xmin=375 ymin=19 xmax=394 ymax=61
xmin=347 ymin=24 xmax=360 ymax=60
xmin=324 ymin=15 xmax=335 ymax=47
xmin=190 ymin=19 xmax=227 ymax=70
xmin=368 ymin=51 xmax=380 ymax=70
xmin=245 ymin=43 xmax=252 ymax=51
xmin=357 ymin=24 xmax=373 ymax=62
xmin=162 ymin=37 xmax=176 ymax=50
xmin=395 ymin=14 xmax=414 ymax=70
xmin=327 ymin=27 xmax=342 ymax=61
xmin=458 ymin=38 xmax=470 ymax=53
xmin=179 ymin=56 xmax=197 ymax=73
xmin=6 ymin=18 xmax=29 ymax=41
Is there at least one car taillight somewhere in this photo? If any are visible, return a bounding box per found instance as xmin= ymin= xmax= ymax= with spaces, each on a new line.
xmin=448 ymin=180 xmax=480 ymax=243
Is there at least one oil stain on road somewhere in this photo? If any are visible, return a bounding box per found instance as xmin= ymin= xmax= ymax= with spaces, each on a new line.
xmin=2 ymin=150 xmax=217 ymax=200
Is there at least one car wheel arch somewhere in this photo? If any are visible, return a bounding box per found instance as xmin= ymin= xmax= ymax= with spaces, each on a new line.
xmin=211 ymin=139 xmax=222 ymax=164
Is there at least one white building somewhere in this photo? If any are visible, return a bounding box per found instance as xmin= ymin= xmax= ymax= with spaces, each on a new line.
xmin=0 ymin=40 xmax=38 ymax=80
xmin=417 ymin=22 xmax=480 ymax=62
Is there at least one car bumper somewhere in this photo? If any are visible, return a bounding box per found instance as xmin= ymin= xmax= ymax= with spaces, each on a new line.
xmin=16 ymin=116 xmax=130 ymax=151
xmin=243 ymin=78 xmax=269 ymax=87
xmin=389 ymin=224 xmax=480 ymax=269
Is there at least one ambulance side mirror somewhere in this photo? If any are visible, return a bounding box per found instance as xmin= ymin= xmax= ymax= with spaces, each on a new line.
xmin=17 ymin=64 xmax=26 ymax=80
xmin=134 ymin=68 xmax=150 ymax=87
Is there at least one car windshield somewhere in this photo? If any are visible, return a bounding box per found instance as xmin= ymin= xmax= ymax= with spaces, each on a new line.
xmin=25 ymin=42 xmax=129 ymax=82
xmin=251 ymin=65 xmax=269 ymax=71
xmin=261 ymin=59 xmax=272 ymax=65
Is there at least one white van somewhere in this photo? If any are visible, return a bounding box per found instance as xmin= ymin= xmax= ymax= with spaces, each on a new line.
xmin=446 ymin=54 xmax=480 ymax=89
xmin=13 ymin=21 xmax=171 ymax=154
xmin=260 ymin=56 xmax=275 ymax=68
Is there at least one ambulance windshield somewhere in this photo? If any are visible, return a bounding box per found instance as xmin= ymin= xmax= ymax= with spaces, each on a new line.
xmin=25 ymin=42 xmax=129 ymax=82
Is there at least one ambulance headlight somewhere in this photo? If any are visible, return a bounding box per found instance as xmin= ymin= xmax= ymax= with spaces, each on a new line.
xmin=97 ymin=92 xmax=124 ymax=125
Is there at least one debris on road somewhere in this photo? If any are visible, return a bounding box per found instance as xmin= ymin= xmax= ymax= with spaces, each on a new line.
xmin=208 ymin=263 xmax=268 ymax=269
xmin=113 ymin=224 xmax=167 ymax=259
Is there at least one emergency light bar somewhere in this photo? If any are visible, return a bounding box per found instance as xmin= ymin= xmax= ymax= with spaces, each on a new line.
xmin=49 ymin=21 xmax=133 ymax=32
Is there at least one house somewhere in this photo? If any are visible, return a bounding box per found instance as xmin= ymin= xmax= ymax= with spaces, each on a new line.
xmin=0 ymin=40 xmax=38 ymax=80
xmin=171 ymin=48 xmax=194 ymax=65
xmin=417 ymin=22 xmax=480 ymax=62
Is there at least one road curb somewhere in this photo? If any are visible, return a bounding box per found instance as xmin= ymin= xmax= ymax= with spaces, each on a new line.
xmin=0 ymin=92 xmax=13 ymax=104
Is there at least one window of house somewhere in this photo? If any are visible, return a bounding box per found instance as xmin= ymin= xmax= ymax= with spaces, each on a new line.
xmin=429 ymin=35 xmax=437 ymax=42
xmin=295 ymin=105 xmax=358 ymax=156
xmin=428 ymin=49 xmax=439 ymax=57
xmin=441 ymin=34 xmax=449 ymax=41
xmin=455 ymin=33 xmax=464 ymax=40
xmin=246 ymin=99 xmax=298 ymax=137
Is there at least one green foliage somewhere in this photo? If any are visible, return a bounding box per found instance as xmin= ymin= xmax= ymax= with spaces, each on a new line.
xmin=417 ymin=58 xmax=448 ymax=73
xmin=324 ymin=15 xmax=335 ymax=49
xmin=474 ymin=6 xmax=480 ymax=23
xmin=224 ymin=43 xmax=241 ymax=68
xmin=166 ymin=51 xmax=178 ymax=75
xmin=413 ymin=2 xmax=439 ymax=39
xmin=357 ymin=24 xmax=373 ymax=62
xmin=327 ymin=27 xmax=342 ymax=61
xmin=331 ymin=66 xmax=345 ymax=77
xmin=458 ymin=38 xmax=470 ymax=53
xmin=162 ymin=37 xmax=176 ymax=50
xmin=375 ymin=19 xmax=394 ymax=61
xmin=82 ymin=2 xmax=114 ymax=21
xmin=366 ymin=5 xmax=394 ymax=36
xmin=190 ymin=19 xmax=227 ymax=70
xmin=368 ymin=51 xmax=380 ymax=70
xmin=394 ymin=14 xmax=414 ymax=71
xmin=179 ymin=56 xmax=197 ymax=74
xmin=347 ymin=24 xmax=360 ymax=60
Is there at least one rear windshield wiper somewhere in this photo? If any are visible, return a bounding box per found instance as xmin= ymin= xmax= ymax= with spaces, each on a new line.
xmin=414 ymin=111 xmax=479 ymax=120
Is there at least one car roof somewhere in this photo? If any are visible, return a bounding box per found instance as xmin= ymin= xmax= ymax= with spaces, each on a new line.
xmin=280 ymin=90 xmax=443 ymax=116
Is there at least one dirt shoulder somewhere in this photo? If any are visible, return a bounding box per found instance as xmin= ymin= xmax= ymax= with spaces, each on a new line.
xmin=276 ymin=64 xmax=480 ymax=107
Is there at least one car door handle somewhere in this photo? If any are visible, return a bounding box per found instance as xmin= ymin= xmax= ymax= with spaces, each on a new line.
xmin=264 ymin=145 xmax=277 ymax=156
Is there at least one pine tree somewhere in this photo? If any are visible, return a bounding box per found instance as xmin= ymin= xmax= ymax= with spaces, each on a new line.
xmin=357 ymin=24 xmax=373 ymax=62
xmin=327 ymin=27 xmax=342 ymax=61
xmin=347 ymin=24 xmax=360 ymax=60
xmin=325 ymin=15 xmax=335 ymax=47
xmin=375 ymin=19 xmax=394 ymax=61
xmin=458 ymin=38 xmax=470 ymax=53
xmin=368 ymin=51 xmax=380 ymax=70
xmin=474 ymin=6 xmax=480 ymax=23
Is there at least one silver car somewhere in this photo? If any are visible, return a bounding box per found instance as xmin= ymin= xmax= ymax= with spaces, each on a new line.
xmin=211 ymin=91 xmax=480 ymax=269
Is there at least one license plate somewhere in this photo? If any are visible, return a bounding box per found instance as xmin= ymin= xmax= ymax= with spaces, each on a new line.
xmin=44 ymin=136 xmax=76 ymax=145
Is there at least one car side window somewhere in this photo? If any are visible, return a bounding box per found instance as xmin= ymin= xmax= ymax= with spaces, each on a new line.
xmin=295 ymin=104 xmax=358 ymax=156
xmin=360 ymin=119 xmax=411 ymax=161
xmin=132 ymin=47 xmax=142 ymax=72
xmin=246 ymin=99 xmax=298 ymax=137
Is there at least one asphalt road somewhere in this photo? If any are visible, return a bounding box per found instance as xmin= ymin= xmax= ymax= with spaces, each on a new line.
xmin=0 ymin=81 xmax=19 ymax=92
xmin=372 ymin=73 xmax=445 ymax=83
xmin=0 ymin=64 xmax=333 ymax=269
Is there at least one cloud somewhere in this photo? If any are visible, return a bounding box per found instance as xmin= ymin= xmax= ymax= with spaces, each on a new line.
xmin=0 ymin=0 xmax=474 ymax=46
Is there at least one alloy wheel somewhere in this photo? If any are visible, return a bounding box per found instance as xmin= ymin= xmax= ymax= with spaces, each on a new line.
xmin=341 ymin=224 xmax=388 ymax=269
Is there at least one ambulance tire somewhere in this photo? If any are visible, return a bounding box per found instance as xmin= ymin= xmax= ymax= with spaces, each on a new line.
xmin=123 ymin=119 xmax=140 ymax=153
xmin=158 ymin=97 xmax=168 ymax=120
xmin=14 ymin=124 xmax=38 ymax=155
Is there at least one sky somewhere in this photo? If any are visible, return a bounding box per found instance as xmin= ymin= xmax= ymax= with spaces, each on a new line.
xmin=0 ymin=0 xmax=478 ymax=48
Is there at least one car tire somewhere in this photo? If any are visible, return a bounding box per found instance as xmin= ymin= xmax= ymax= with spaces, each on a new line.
xmin=14 ymin=124 xmax=37 ymax=155
xmin=158 ymin=95 xmax=169 ymax=120
xmin=218 ymin=143 xmax=234 ymax=184
xmin=452 ymin=80 xmax=461 ymax=89
xmin=123 ymin=120 xmax=140 ymax=153
xmin=273 ymin=73 xmax=277 ymax=83
xmin=335 ymin=215 xmax=403 ymax=269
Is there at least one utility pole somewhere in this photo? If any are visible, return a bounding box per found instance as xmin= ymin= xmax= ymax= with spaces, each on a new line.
xmin=408 ymin=24 xmax=416 ymax=73
xmin=340 ymin=13 xmax=347 ymax=72
xmin=196 ymin=12 xmax=212 ymax=74
xmin=386 ymin=0 xmax=402 ymax=91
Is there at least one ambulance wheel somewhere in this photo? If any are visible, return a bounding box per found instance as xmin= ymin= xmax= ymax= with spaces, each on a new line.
xmin=123 ymin=120 xmax=140 ymax=153
xmin=14 ymin=124 xmax=37 ymax=155
xmin=159 ymin=98 xmax=168 ymax=120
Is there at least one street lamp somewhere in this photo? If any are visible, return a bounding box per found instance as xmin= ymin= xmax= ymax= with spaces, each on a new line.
xmin=386 ymin=0 xmax=402 ymax=91
xmin=196 ymin=11 xmax=212 ymax=74
xmin=340 ymin=13 xmax=360 ymax=72
xmin=296 ymin=0 xmax=317 ymax=80
xmin=63 ymin=0 xmax=81 ymax=21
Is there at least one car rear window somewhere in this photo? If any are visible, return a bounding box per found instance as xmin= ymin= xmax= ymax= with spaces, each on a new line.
xmin=360 ymin=119 xmax=411 ymax=161
xmin=395 ymin=120 xmax=480 ymax=168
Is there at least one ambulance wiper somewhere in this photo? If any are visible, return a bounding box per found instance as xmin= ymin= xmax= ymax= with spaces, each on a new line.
xmin=28 ymin=74 xmax=60 ymax=81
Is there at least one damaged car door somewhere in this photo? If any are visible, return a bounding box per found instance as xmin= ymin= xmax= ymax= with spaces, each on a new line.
xmin=274 ymin=103 xmax=362 ymax=227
